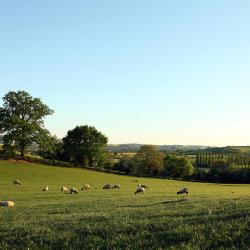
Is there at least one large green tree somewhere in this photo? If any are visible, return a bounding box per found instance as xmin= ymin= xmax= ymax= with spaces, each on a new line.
xmin=62 ymin=125 xmax=108 ymax=167
xmin=0 ymin=91 xmax=54 ymax=157
xmin=134 ymin=145 xmax=165 ymax=176
xmin=163 ymin=155 xmax=194 ymax=178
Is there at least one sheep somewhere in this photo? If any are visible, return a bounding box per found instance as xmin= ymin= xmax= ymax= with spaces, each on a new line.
xmin=61 ymin=186 xmax=68 ymax=193
xmin=137 ymin=184 xmax=148 ymax=189
xmin=42 ymin=186 xmax=49 ymax=192
xmin=81 ymin=184 xmax=90 ymax=190
xmin=70 ymin=187 xmax=78 ymax=194
xmin=13 ymin=180 xmax=21 ymax=186
xmin=0 ymin=201 xmax=15 ymax=207
xmin=112 ymin=184 xmax=120 ymax=189
xmin=103 ymin=184 xmax=112 ymax=190
xmin=135 ymin=187 xmax=145 ymax=195
xmin=177 ymin=187 xmax=188 ymax=195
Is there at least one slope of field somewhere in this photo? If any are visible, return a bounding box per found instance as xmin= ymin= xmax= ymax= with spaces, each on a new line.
xmin=0 ymin=160 xmax=250 ymax=249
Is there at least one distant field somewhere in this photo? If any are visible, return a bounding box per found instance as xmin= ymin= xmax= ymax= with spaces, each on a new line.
xmin=0 ymin=160 xmax=250 ymax=249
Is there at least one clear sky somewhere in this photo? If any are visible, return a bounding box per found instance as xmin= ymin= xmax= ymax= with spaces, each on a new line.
xmin=1 ymin=0 xmax=250 ymax=146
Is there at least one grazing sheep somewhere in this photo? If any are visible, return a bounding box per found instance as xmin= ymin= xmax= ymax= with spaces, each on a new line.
xmin=13 ymin=180 xmax=21 ymax=186
xmin=137 ymin=184 xmax=148 ymax=189
xmin=112 ymin=184 xmax=120 ymax=189
xmin=177 ymin=187 xmax=188 ymax=195
xmin=70 ymin=187 xmax=78 ymax=194
xmin=61 ymin=186 xmax=68 ymax=193
xmin=135 ymin=187 xmax=145 ymax=195
xmin=0 ymin=201 xmax=15 ymax=207
xmin=81 ymin=184 xmax=90 ymax=190
xmin=103 ymin=184 xmax=112 ymax=190
xmin=42 ymin=186 xmax=49 ymax=192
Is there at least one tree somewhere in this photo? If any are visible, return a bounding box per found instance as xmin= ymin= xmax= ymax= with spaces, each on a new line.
xmin=62 ymin=125 xmax=108 ymax=167
xmin=38 ymin=135 xmax=64 ymax=160
xmin=163 ymin=155 xmax=194 ymax=178
xmin=134 ymin=145 xmax=165 ymax=176
xmin=137 ymin=145 xmax=157 ymax=157
xmin=0 ymin=91 xmax=54 ymax=157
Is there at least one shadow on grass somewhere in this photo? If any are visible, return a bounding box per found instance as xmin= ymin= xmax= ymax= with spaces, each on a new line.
xmin=161 ymin=198 xmax=191 ymax=204
xmin=119 ymin=198 xmax=192 ymax=208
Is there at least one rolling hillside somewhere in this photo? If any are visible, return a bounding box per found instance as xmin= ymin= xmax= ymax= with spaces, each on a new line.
xmin=0 ymin=160 xmax=250 ymax=249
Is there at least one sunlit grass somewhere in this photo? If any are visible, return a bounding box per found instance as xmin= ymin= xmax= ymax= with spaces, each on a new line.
xmin=0 ymin=160 xmax=249 ymax=249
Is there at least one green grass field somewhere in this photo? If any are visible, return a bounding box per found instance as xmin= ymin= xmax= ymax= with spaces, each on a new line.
xmin=0 ymin=160 xmax=250 ymax=249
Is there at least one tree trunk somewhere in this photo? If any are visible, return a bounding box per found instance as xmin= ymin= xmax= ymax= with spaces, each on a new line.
xmin=20 ymin=147 xmax=25 ymax=159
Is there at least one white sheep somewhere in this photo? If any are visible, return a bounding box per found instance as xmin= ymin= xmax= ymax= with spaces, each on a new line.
xmin=112 ymin=184 xmax=120 ymax=189
xmin=0 ymin=201 xmax=15 ymax=207
xmin=70 ymin=187 xmax=78 ymax=194
xmin=13 ymin=180 xmax=21 ymax=186
xmin=135 ymin=187 xmax=145 ymax=195
xmin=177 ymin=187 xmax=188 ymax=195
xmin=42 ymin=186 xmax=49 ymax=192
xmin=81 ymin=184 xmax=90 ymax=190
xmin=61 ymin=186 xmax=68 ymax=193
xmin=137 ymin=184 xmax=148 ymax=189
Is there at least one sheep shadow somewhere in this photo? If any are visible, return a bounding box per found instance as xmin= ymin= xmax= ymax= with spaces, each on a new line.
xmin=119 ymin=198 xmax=191 ymax=208
xmin=161 ymin=198 xmax=191 ymax=204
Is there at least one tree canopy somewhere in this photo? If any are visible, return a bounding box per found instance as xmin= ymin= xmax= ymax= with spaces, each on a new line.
xmin=0 ymin=91 xmax=54 ymax=157
xmin=62 ymin=125 xmax=108 ymax=167
xmin=164 ymin=155 xmax=194 ymax=178
xmin=132 ymin=145 xmax=165 ymax=176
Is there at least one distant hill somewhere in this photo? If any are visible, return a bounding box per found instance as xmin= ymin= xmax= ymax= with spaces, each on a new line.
xmin=107 ymin=144 xmax=209 ymax=152
xmin=108 ymin=144 xmax=250 ymax=154
xmin=186 ymin=146 xmax=250 ymax=155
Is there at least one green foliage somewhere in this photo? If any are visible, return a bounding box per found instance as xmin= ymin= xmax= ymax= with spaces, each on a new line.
xmin=132 ymin=145 xmax=165 ymax=176
xmin=195 ymin=153 xmax=250 ymax=169
xmin=164 ymin=155 xmax=195 ymax=178
xmin=212 ymin=159 xmax=230 ymax=169
xmin=62 ymin=125 xmax=108 ymax=167
xmin=0 ymin=160 xmax=250 ymax=249
xmin=38 ymin=135 xmax=63 ymax=160
xmin=0 ymin=91 xmax=53 ymax=157
xmin=137 ymin=145 xmax=157 ymax=157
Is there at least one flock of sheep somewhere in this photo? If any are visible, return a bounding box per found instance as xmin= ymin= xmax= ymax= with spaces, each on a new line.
xmin=0 ymin=179 xmax=189 ymax=207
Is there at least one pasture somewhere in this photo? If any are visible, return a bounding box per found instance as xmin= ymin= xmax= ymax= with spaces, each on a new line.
xmin=0 ymin=160 xmax=250 ymax=249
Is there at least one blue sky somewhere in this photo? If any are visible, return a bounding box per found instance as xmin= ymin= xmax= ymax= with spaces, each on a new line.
xmin=1 ymin=0 xmax=250 ymax=146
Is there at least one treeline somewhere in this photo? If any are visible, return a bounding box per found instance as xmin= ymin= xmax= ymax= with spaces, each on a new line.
xmin=196 ymin=154 xmax=250 ymax=168
xmin=112 ymin=145 xmax=195 ymax=178
xmin=1 ymin=90 xmax=250 ymax=183
xmin=194 ymin=168 xmax=250 ymax=183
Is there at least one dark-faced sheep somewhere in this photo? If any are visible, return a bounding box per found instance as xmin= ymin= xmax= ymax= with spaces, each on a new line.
xmin=112 ymin=184 xmax=120 ymax=189
xmin=13 ymin=180 xmax=21 ymax=186
xmin=135 ymin=187 xmax=145 ymax=195
xmin=103 ymin=184 xmax=112 ymax=190
xmin=42 ymin=186 xmax=49 ymax=192
xmin=61 ymin=187 xmax=68 ymax=193
xmin=81 ymin=184 xmax=90 ymax=190
xmin=70 ymin=187 xmax=78 ymax=194
xmin=177 ymin=187 xmax=188 ymax=195
xmin=0 ymin=201 xmax=15 ymax=207
xmin=137 ymin=184 xmax=148 ymax=189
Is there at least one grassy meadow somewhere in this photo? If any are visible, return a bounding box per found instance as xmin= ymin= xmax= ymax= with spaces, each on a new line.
xmin=0 ymin=160 xmax=250 ymax=249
